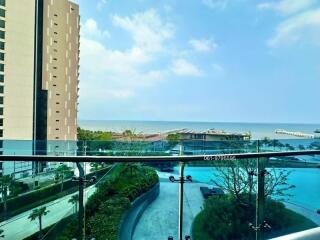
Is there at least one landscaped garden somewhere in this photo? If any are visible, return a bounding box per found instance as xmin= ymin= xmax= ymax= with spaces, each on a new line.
xmin=192 ymin=194 xmax=317 ymax=240
xmin=56 ymin=163 xmax=159 ymax=240
xmin=192 ymin=158 xmax=317 ymax=240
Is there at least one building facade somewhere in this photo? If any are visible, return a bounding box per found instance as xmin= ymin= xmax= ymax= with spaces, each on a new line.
xmin=0 ymin=0 xmax=79 ymax=178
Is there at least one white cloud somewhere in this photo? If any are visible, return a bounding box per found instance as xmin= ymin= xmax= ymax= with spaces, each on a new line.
xmin=112 ymin=9 xmax=174 ymax=52
xmin=268 ymin=9 xmax=320 ymax=47
xmin=82 ymin=19 xmax=110 ymax=39
xmin=202 ymin=0 xmax=228 ymax=9
xmin=257 ymin=0 xmax=316 ymax=15
xmin=97 ymin=0 xmax=108 ymax=10
xmin=171 ymin=59 xmax=202 ymax=77
xmin=189 ymin=38 xmax=218 ymax=52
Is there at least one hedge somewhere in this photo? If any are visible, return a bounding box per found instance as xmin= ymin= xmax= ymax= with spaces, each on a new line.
xmin=57 ymin=164 xmax=159 ymax=240
xmin=0 ymin=167 xmax=111 ymax=220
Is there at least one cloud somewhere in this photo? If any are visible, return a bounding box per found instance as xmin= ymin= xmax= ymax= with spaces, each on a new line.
xmin=202 ymin=0 xmax=228 ymax=9
xmin=97 ymin=0 xmax=108 ymax=10
xmin=189 ymin=38 xmax=218 ymax=52
xmin=112 ymin=9 xmax=174 ymax=52
xmin=267 ymin=9 xmax=320 ymax=47
xmin=171 ymin=59 xmax=202 ymax=77
xmin=82 ymin=19 xmax=111 ymax=38
xmin=257 ymin=0 xmax=316 ymax=15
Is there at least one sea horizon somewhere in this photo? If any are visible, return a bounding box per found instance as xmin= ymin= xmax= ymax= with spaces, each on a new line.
xmin=78 ymin=119 xmax=320 ymax=140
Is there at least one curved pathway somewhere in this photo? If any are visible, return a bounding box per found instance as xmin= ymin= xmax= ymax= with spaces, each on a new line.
xmin=133 ymin=172 xmax=208 ymax=240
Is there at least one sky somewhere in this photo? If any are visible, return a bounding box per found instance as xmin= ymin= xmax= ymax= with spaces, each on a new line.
xmin=73 ymin=0 xmax=320 ymax=124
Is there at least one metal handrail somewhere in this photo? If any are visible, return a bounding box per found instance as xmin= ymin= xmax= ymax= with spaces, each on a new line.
xmin=0 ymin=150 xmax=320 ymax=162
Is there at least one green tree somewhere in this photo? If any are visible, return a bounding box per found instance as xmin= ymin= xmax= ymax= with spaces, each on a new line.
xmin=68 ymin=194 xmax=79 ymax=214
xmin=212 ymin=159 xmax=295 ymax=204
xmin=122 ymin=129 xmax=137 ymax=140
xmin=0 ymin=175 xmax=15 ymax=216
xmin=55 ymin=164 xmax=72 ymax=192
xmin=28 ymin=207 xmax=50 ymax=239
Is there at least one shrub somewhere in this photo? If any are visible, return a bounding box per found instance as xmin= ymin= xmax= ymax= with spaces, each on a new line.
xmin=192 ymin=195 xmax=317 ymax=240
xmin=58 ymin=164 xmax=159 ymax=240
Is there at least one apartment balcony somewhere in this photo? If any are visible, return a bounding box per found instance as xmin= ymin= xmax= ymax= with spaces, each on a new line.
xmin=0 ymin=139 xmax=319 ymax=240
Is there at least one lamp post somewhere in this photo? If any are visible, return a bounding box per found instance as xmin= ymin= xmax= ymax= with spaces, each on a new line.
xmin=73 ymin=163 xmax=96 ymax=240
xmin=168 ymin=163 xmax=192 ymax=240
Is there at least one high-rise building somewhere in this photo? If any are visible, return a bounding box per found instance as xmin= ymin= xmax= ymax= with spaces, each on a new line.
xmin=0 ymin=0 xmax=79 ymax=177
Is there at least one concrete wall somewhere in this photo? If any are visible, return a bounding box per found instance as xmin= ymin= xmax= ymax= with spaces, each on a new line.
xmin=42 ymin=0 xmax=79 ymax=141
xmin=3 ymin=0 xmax=36 ymax=140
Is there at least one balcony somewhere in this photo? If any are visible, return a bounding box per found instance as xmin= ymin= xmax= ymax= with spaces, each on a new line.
xmin=0 ymin=139 xmax=319 ymax=240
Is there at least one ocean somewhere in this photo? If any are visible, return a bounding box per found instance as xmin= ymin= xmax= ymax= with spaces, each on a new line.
xmin=79 ymin=120 xmax=320 ymax=140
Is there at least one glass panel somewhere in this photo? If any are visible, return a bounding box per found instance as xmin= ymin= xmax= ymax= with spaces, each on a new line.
xmin=0 ymin=140 xmax=319 ymax=239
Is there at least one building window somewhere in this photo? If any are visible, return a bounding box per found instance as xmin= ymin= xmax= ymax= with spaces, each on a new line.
xmin=0 ymin=118 xmax=2 ymax=126
xmin=0 ymin=20 xmax=5 ymax=29
xmin=56 ymin=119 xmax=59 ymax=122
xmin=56 ymin=111 xmax=60 ymax=113
xmin=0 ymin=41 xmax=4 ymax=50
xmin=0 ymin=0 xmax=5 ymax=7
xmin=0 ymin=86 xmax=3 ymax=94
xmin=0 ymin=108 xmax=3 ymax=115
xmin=0 ymin=97 xmax=3 ymax=104
xmin=0 ymin=9 xmax=5 ymax=18
xmin=0 ymin=52 xmax=4 ymax=61
xmin=54 ymin=32 xmax=58 ymax=35
xmin=55 ymin=128 xmax=59 ymax=130
xmin=0 ymin=64 xmax=4 ymax=72
xmin=54 ymin=13 xmax=58 ymax=17
xmin=53 ymin=40 xmax=58 ymax=43
xmin=0 ymin=130 xmax=3 ymax=137
xmin=0 ymin=74 xmax=3 ymax=82
xmin=54 ymin=23 xmax=58 ymax=26
xmin=53 ymin=66 xmax=57 ymax=69
xmin=0 ymin=30 xmax=5 ymax=39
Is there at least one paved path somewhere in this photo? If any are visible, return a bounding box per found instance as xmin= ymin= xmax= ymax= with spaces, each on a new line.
xmin=133 ymin=171 xmax=208 ymax=240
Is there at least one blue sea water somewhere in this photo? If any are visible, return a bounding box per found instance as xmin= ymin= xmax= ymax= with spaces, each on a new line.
xmin=79 ymin=120 xmax=320 ymax=140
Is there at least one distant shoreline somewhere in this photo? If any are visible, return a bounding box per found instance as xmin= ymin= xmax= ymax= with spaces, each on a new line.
xmin=78 ymin=120 xmax=320 ymax=140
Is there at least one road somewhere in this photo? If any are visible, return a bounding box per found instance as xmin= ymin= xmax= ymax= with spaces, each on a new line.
xmin=0 ymin=184 xmax=99 ymax=239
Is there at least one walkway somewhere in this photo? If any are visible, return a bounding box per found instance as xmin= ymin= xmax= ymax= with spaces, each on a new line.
xmin=133 ymin=172 xmax=208 ymax=240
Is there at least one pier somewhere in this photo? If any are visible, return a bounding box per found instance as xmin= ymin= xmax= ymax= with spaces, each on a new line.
xmin=275 ymin=129 xmax=315 ymax=138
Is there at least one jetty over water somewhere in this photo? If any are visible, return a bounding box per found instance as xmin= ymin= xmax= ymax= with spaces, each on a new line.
xmin=275 ymin=129 xmax=315 ymax=138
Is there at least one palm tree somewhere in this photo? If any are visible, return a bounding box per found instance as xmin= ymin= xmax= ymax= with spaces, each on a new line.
xmin=0 ymin=175 xmax=15 ymax=216
xmin=68 ymin=194 xmax=79 ymax=214
xmin=28 ymin=207 xmax=49 ymax=239
xmin=55 ymin=164 xmax=72 ymax=192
